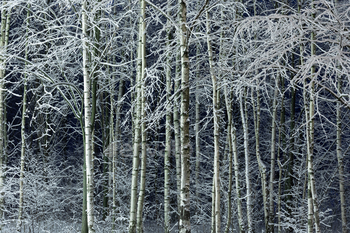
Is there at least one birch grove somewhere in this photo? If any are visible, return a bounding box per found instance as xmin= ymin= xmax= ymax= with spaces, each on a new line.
xmin=0 ymin=0 xmax=348 ymax=232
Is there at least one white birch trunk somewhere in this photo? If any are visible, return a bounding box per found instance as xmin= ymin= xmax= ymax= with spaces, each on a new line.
xmin=164 ymin=2 xmax=172 ymax=230
xmin=309 ymin=3 xmax=321 ymax=231
xmin=206 ymin=10 xmax=220 ymax=232
xmin=174 ymin=53 xmax=181 ymax=227
xmin=211 ymin=178 xmax=215 ymax=233
xmin=240 ymin=88 xmax=253 ymax=233
xmin=303 ymin=80 xmax=313 ymax=233
xmin=224 ymin=89 xmax=232 ymax=233
xmin=232 ymin=122 xmax=244 ymax=233
xmin=129 ymin=2 xmax=144 ymax=231
xmin=82 ymin=2 xmax=95 ymax=232
xmin=308 ymin=81 xmax=321 ymax=233
xmin=136 ymin=0 xmax=147 ymax=231
xmin=224 ymin=88 xmax=241 ymax=233
xmin=179 ymin=0 xmax=190 ymax=232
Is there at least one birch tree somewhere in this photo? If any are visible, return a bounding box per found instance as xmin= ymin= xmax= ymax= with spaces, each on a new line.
xmin=305 ymin=1 xmax=320 ymax=232
xmin=179 ymin=0 xmax=190 ymax=232
xmin=163 ymin=1 xmax=172 ymax=232
xmin=129 ymin=0 xmax=146 ymax=231
xmin=82 ymin=1 xmax=95 ymax=232
xmin=240 ymin=87 xmax=253 ymax=232
xmin=206 ymin=7 xmax=220 ymax=233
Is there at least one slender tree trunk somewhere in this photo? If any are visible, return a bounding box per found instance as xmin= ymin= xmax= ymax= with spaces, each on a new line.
xmin=277 ymin=160 xmax=283 ymax=233
xmin=268 ymin=78 xmax=279 ymax=233
xmin=277 ymin=76 xmax=285 ymax=233
xmin=206 ymin=9 xmax=221 ymax=233
xmin=164 ymin=3 xmax=172 ymax=230
xmin=0 ymin=8 xmax=6 ymax=226
xmin=224 ymin=90 xmax=232 ymax=233
xmin=0 ymin=2 xmax=10 ymax=229
xmin=109 ymin=72 xmax=115 ymax=229
xmin=308 ymin=2 xmax=321 ymax=231
xmin=82 ymin=2 xmax=95 ymax=232
xmin=334 ymin=1 xmax=347 ymax=232
xmin=17 ymin=6 xmax=28 ymax=232
xmin=112 ymin=79 xmax=123 ymax=230
xmin=17 ymin=62 xmax=27 ymax=233
xmin=179 ymin=0 xmax=190 ymax=232
xmin=211 ymin=178 xmax=215 ymax=233
xmin=174 ymin=52 xmax=181 ymax=228
xmin=252 ymin=87 xmax=267 ymax=232
xmin=136 ymin=91 xmax=146 ymax=233
xmin=102 ymin=92 xmax=109 ymax=221
xmin=129 ymin=1 xmax=144 ymax=230
xmin=194 ymin=34 xmax=200 ymax=221
xmin=240 ymin=88 xmax=253 ymax=233
xmin=136 ymin=0 xmax=147 ymax=231
xmin=233 ymin=123 xmax=244 ymax=233
xmin=285 ymin=83 xmax=296 ymax=233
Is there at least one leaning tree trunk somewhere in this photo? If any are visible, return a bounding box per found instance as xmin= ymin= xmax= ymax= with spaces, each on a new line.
xmin=136 ymin=0 xmax=147 ymax=231
xmin=129 ymin=10 xmax=142 ymax=233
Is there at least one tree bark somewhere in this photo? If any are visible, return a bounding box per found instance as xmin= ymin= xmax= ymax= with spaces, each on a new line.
xmin=136 ymin=0 xmax=147 ymax=231
xmin=128 ymin=0 xmax=145 ymax=230
xmin=252 ymin=87 xmax=267 ymax=233
xmin=240 ymin=88 xmax=253 ymax=233
xmin=174 ymin=51 xmax=182 ymax=228
xmin=164 ymin=2 xmax=172 ymax=231
xmin=179 ymin=0 xmax=191 ymax=232
xmin=206 ymin=9 xmax=220 ymax=233
xmin=82 ymin=1 xmax=95 ymax=232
